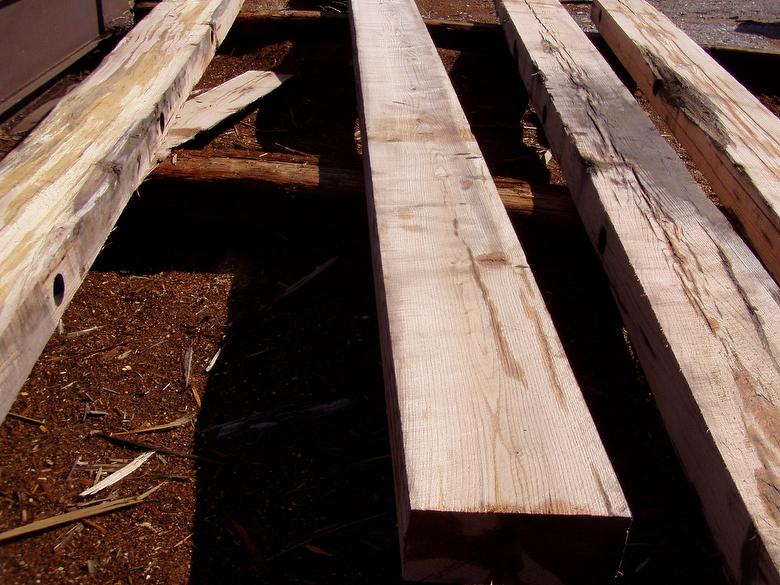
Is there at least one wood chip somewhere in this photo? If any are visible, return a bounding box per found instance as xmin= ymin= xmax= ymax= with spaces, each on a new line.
xmin=190 ymin=385 xmax=202 ymax=408
xmin=65 ymin=325 xmax=102 ymax=339
xmin=205 ymin=345 xmax=223 ymax=372
xmin=182 ymin=347 xmax=193 ymax=388
xmin=79 ymin=452 xmax=155 ymax=497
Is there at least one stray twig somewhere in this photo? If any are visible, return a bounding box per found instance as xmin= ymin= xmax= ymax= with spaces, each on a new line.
xmin=82 ymin=519 xmax=107 ymax=535
xmin=91 ymin=433 xmax=222 ymax=465
xmin=53 ymin=522 xmax=83 ymax=551
xmin=173 ymin=532 xmax=194 ymax=548
xmin=230 ymin=519 xmax=267 ymax=570
xmin=111 ymin=416 xmax=191 ymax=436
xmin=6 ymin=412 xmax=45 ymax=426
xmin=268 ymin=513 xmax=387 ymax=560
xmin=0 ymin=484 xmax=164 ymax=544
xmin=80 ymin=452 xmax=155 ymax=497
xmin=261 ymin=257 xmax=338 ymax=312
xmin=65 ymin=458 xmax=83 ymax=482
xmin=200 ymin=399 xmax=350 ymax=440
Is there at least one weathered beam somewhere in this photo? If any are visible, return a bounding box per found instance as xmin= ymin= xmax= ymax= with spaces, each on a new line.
xmin=350 ymin=0 xmax=630 ymax=581
xmin=496 ymin=0 xmax=780 ymax=583
xmin=593 ymin=0 xmax=780 ymax=284
xmin=150 ymin=150 xmax=577 ymax=222
xmin=0 ymin=0 xmax=242 ymax=421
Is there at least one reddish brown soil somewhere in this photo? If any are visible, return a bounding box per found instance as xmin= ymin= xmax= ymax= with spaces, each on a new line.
xmin=0 ymin=2 xmax=776 ymax=585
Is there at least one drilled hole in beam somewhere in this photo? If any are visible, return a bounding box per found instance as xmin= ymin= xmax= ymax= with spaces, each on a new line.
xmin=53 ymin=273 xmax=65 ymax=306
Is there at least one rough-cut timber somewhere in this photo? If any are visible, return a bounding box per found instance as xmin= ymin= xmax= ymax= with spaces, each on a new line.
xmin=151 ymin=149 xmax=577 ymax=222
xmin=0 ymin=0 xmax=242 ymax=421
xmin=350 ymin=0 xmax=630 ymax=582
xmin=161 ymin=70 xmax=291 ymax=150
xmin=592 ymin=0 xmax=780 ymax=285
xmin=495 ymin=0 xmax=780 ymax=583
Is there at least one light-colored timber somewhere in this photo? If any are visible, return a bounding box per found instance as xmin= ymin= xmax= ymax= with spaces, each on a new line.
xmin=150 ymin=149 xmax=577 ymax=222
xmin=592 ymin=0 xmax=780 ymax=284
xmin=350 ymin=0 xmax=630 ymax=581
xmin=0 ymin=0 xmax=242 ymax=421
xmin=496 ymin=0 xmax=780 ymax=583
xmin=162 ymin=70 xmax=291 ymax=150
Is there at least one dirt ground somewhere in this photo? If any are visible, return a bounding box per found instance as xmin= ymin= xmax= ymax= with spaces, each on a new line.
xmin=0 ymin=1 xmax=778 ymax=584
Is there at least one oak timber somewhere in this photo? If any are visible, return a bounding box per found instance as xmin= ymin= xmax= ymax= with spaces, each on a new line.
xmin=0 ymin=0 xmax=242 ymax=421
xmin=162 ymin=71 xmax=291 ymax=151
xmin=150 ymin=149 xmax=577 ymax=222
xmin=592 ymin=0 xmax=780 ymax=285
xmin=350 ymin=0 xmax=630 ymax=581
xmin=496 ymin=0 xmax=780 ymax=582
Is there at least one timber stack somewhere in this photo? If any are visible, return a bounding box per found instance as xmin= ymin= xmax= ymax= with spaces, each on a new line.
xmin=0 ymin=0 xmax=779 ymax=583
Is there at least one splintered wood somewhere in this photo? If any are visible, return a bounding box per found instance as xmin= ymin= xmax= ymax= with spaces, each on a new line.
xmin=592 ymin=0 xmax=780 ymax=284
xmin=0 ymin=0 xmax=242 ymax=420
xmin=350 ymin=0 xmax=630 ymax=581
xmin=496 ymin=0 xmax=780 ymax=582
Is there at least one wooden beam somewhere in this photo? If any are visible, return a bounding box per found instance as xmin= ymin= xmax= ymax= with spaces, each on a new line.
xmin=350 ymin=0 xmax=630 ymax=581
xmin=592 ymin=0 xmax=780 ymax=284
xmin=150 ymin=149 xmax=577 ymax=222
xmin=496 ymin=1 xmax=780 ymax=583
xmin=0 ymin=0 xmax=242 ymax=421
xmin=162 ymin=71 xmax=291 ymax=151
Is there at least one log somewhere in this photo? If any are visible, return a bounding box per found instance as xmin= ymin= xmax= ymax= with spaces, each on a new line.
xmin=350 ymin=0 xmax=630 ymax=582
xmin=162 ymin=71 xmax=291 ymax=151
xmin=496 ymin=0 xmax=780 ymax=583
xmin=0 ymin=0 xmax=242 ymax=421
xmin=150 ymin=149 xmax=577 ymax=222
xmin=592 ymin=0 xmax=780 ymax=284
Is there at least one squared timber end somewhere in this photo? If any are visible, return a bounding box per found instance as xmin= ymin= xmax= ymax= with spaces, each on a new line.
xmin=401 ymin=509 xmax=631 ymax=584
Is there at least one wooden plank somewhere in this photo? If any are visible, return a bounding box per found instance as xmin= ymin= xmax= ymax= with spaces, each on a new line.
xmin=0 ymin=0 xmax=242 ymax=421
xmin=495 ymin=1 xmax=780 ymax=583
xmin=592 ymin=0 xmax=780 ymax=285
xmin=349 ymin=0 xmax=630 ymax=581
xmin=161 ymin=71 xmax=291 ymax=150
xmin=150 ymin=149 xmax=577 ymax=222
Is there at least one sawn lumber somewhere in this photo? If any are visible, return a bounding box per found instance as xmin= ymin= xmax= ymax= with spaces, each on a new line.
xmin=496 ymin=0 xmax=780 ymax=582
xmin=162 ymin=70 xmax=291 ymax=151
xmin=350 ymin=0 xmax=630 ymax=581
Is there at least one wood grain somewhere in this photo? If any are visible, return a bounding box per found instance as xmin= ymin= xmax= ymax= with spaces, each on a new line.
xmin=496 ymin=0 xmax=780 ymax=583
xmin=150 ymin=149 xmax=577 ymax=222
xmin=0 ymin=0 xmax=242 ymax=420
xmin=350 ymin=0 xmax=630 ymax=581
xmin=592 ymin=0 xmax=780 ymax=284
xmin=162 ymin=70 xmax=291 ymax=150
